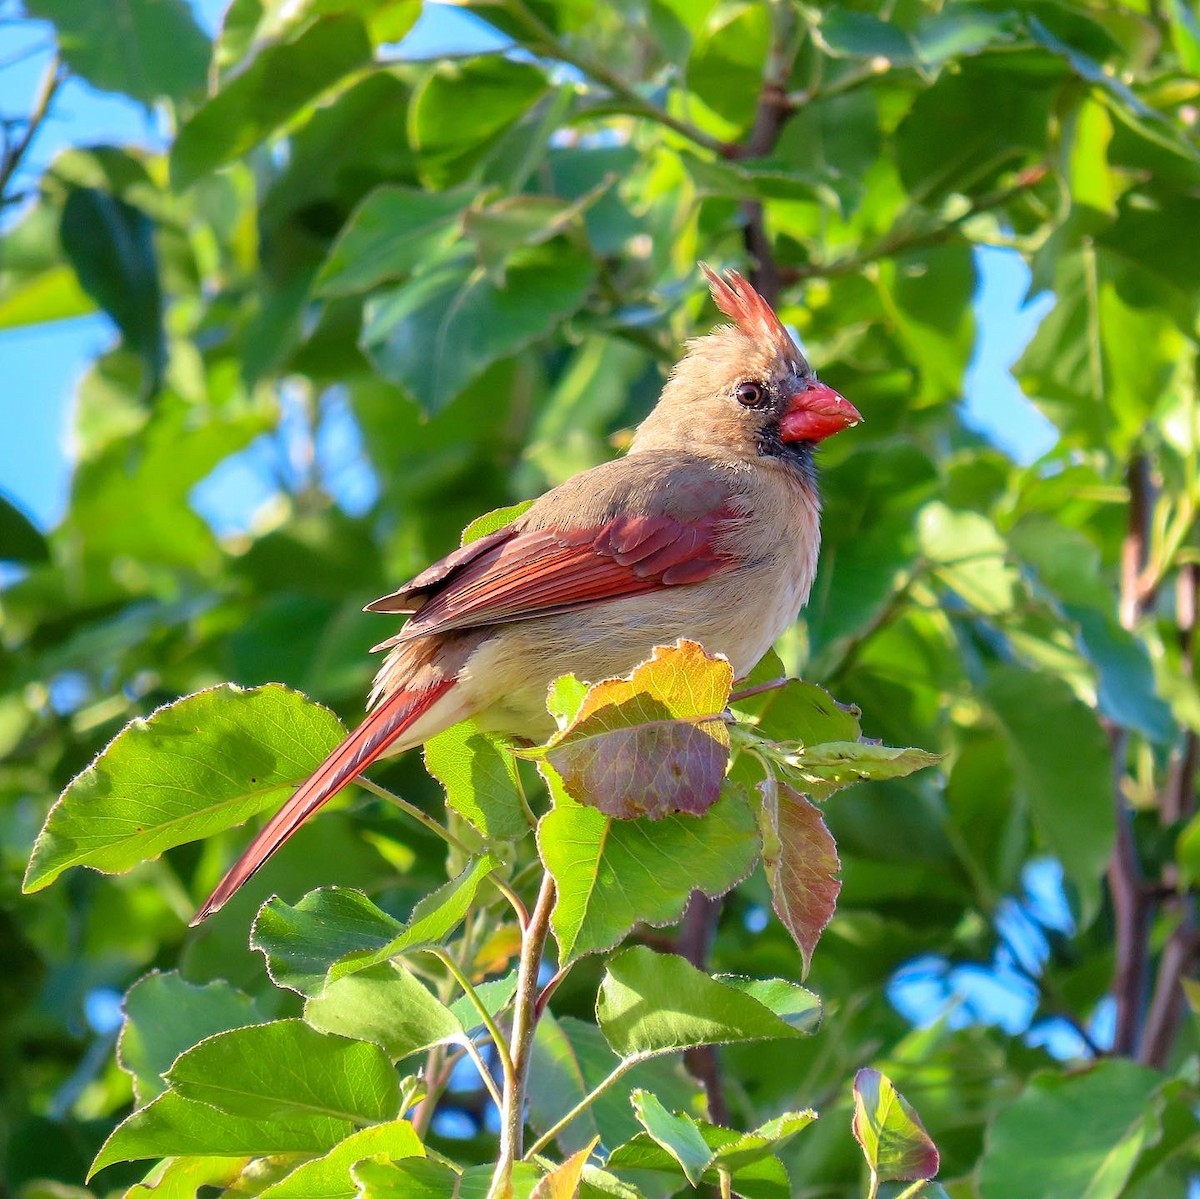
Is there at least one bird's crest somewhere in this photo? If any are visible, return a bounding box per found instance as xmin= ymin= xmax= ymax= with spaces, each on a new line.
xmin=700 ymin=262 xmax=798 ymax=364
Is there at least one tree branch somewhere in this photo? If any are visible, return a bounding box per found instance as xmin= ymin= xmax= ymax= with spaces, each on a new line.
xmin=0 ymin=53 xmax=64 ymax=205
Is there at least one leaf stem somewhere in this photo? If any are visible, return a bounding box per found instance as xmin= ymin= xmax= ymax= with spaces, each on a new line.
xmin=460 ymin=1035 xmax=506 ymax=1112
xmin=355 ymin=776 xmax=476 ymax=856
xmin=429 ymin=947 xmax=514 ymax=1084
xmin=490 ymin=869 xmax=556 ymax=1199
xmin=523 ymin=1057 xmax=641 ymax=1160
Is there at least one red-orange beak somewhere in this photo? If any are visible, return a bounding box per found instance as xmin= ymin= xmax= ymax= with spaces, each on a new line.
xmin=779 ymin=382 xmax=862 ymax=444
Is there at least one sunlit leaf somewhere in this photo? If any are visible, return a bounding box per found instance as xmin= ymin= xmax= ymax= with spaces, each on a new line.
xmin=24 ymin=685 xmax=344 ymax=893
xmin=759 ymin=780 xmax=841 ymax=977
xmin=531 ymin=1137 xmax=598 ymax=1199
xmin=596 ymin=946 xmax=820 ymax=1059
xmin=523 ymin=641 xmax=733 ymax=820
xmin=852 ymin=1069 xmax=940 ymax=1184
xmin=425 ymin=720 xmax=530 ymax=840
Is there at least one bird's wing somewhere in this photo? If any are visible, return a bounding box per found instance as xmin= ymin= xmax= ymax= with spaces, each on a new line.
xmin=370 ymin=506 xmax=744 ymax=648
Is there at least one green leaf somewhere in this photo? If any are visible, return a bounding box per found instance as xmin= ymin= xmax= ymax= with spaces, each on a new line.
xmin=258 ymin=1119 xmax=423 ymax=1199
xmin=522 ymin=641 xmax=733 ymax=820
xmin=606 ymin=1127 xmax=792 ymax=1199
xmin=527 ymin=1013 xmax=702 ymax=1156
xmin=818 ymin=8 xmax=917 ymax=65
xmin=315 ymin=185 xmax=473 ymax=298
xmin=687 ymin=2 xmax=770 ymax=128
xmin=631 ymin=1090 xmax=713 ymax=1186
xmin=352 ymin=1159 xmax=543 ymax=1198
xmin=460 ymin=500 xmax=535 ymax=544
xmin=60 ymin=188 xmax=164 ymax=395
xmin=985 ymin=666 xmax=1114 ymax=924
xmin=24 ymin=684 xmax=345 ymax=893
xmin=978 ymin=1061 xmax=1164 ymax=1199
xmin=117 ymin=972 xmax=263 ymax=1105
xmin=759 ymin=780 xmax=841 ymax=977
xmin=766 ymin=740 xmax=942 ymax=802
xmin=361 ymin=242 xmax=594 ymax=413
xmin=410 ymin=57 xmax=549 ymax=188
xmin=303 ymin=961 xmax=463 ymax=1060
xmin=424 ymin=721 xmax=529 ymax=840
xmin=918 ymin=502 xmax=1018 ymax=616
xmin=91 ymin=1090 xmax=348 ymax=1176
xmin=171 ymin=16 xmax=372 ymax=189
xmin=163 ymin=1019 xmax=401 ymax=1123
xmin=732 ymin=676 xmax=860 ymax=746
xmin=25 ymin=0 xmax=208 ymax=104
xmin=538 ymin=782 xmax=759 ymax=964
xmin=251 ymin=856 xmax=498 ymax=995
xmin=0 ymin=492 xmax=49 ymax=563
xmin=852 ymin=1069 xmax=940 ymax=1184
xmin=596 ymin=946 xmax=820 ymax=1059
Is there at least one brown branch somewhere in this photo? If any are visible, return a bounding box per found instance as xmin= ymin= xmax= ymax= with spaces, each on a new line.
xmin=679 ymin=891 xmax=731 ymax=1127
xmin=0 ymin=53 xmax=64 ymax=205
xmin=1110 ymin=454 xmax=1155 ymax=1056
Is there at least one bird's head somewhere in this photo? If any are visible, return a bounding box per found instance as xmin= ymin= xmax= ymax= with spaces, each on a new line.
xmin=631 ymin=265 xmax=861 ymax=468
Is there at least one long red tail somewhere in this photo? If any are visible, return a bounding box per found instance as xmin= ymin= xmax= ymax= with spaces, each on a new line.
xmin=191 ymin=679 xmax=456 ymax=924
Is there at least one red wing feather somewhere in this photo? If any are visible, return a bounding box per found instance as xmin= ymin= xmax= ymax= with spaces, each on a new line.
xmin=390 ymin=509 xmax=740 ymax=645
xmin=191 ymin=679 xmax=455 ymax=923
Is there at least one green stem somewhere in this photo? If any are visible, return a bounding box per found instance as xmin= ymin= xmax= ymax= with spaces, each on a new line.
xmin=429 ymin=948 xmax=514 ymax=1084
xmin=489 ymin=870 xmax=556 ymax=1199
xmin=355 ymin=776 xmax=476 ymax=856
xmin=523 ymin=1057 xmax=641 ymax=1160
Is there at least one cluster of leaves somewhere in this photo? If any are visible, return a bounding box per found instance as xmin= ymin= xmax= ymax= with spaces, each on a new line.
xmin=3 ymin=0 xmax=1200 ymax=1195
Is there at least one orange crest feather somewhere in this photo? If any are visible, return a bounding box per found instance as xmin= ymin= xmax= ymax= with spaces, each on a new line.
xmin=700 ymin=262 xmax=798 ymax=362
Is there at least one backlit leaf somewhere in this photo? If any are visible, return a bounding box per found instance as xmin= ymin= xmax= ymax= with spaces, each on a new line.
xmin=852 ymin=1068 xmax=940 ymax=1184
xmin=24 ymin=685 xmax=345 ymax=893
xmin=524 ymin=641 xmax=734 ymax=820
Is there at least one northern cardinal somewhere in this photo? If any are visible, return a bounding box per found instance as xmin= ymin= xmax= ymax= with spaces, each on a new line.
xmin=192 ymin=265 xmax=860 ymax=923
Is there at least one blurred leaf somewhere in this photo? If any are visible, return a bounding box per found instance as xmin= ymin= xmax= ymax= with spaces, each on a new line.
xmin=361 ymin=242 xmax=594 ymax=412
xmin=118 ymin=972 xmax=263 ymax=1105
xmin=919 ymin=502 xmax=1018 ymax=616
xmin=688 ymin=2 xmax=770 ymax=127
xmin=24 ymin=684 xmax=344 ymax=893
xmin=171 ymin=16 xmax=372 ymax=188
xmin=596 ymin=946 xmax=820 ymax=1058
xmin=852 ymin=1068 xmax=940 ymax=1184
xmin=759 ymin=780 xmax=841 ymax=977
xmin=26 ymin=0 xmax=208 ymax=103
xmin=985 ymin=667 xmax=1114 ymax=924
xmin=410 ymin=57 xmax=549 ymax=188
xmin=60 ymin=188 xmax=164 ymax=394
xmin=0 ymin=493 xmax=49 ymax=562
xmin=425 ymin=720 xmax=529 ymax=840
xmin=352 ymin=1159 xmax=542 ymax=1198
xmin=538 ymin=782 xmax=759 ymax=963
xmin=315 ymin=185 xmax=472 ymax=297
xmin=251 ymin=856 xmax=497 ymax=994
xmin=978 ymin=1061 xmax=1164 ymax=1199
xmin=521 ymin=641 xmax=733 ymax=820
xmin=461 ymin=500 xmax=537 ymax=544
xmin=818 ymin=9 xmax=916 ymax=65
xmin=257 ymin=1119 xmax=424 ymax=1199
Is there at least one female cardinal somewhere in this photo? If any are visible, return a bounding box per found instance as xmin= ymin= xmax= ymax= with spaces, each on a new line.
xmin=192 ymin=265 xmax=861 ymax=922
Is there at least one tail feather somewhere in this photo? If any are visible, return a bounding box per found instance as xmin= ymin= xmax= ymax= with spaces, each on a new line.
xmin=191 ymin=679 xmax=456 ymax=924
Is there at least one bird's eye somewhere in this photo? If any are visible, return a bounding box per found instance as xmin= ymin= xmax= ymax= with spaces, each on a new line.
xmin=735 ymin=381 xmax=768 ymax=408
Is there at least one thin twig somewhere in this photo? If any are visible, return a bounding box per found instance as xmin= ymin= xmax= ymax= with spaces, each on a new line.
xmin=524 ymin=1058 xmax=641 ymax=1159
xmin=501 ymin=0 xmax=727 ymax=155
xmin=429 ymin=948 xmax=514 ymax=1083
xmin=0 ymin=53 xmax=64 ymax=202
xmin=354 ymin=775 xmax=476 ymax=857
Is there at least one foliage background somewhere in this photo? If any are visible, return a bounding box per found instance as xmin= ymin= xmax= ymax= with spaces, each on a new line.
xmin=2 ymin=0 xmax=1200 ymax=1195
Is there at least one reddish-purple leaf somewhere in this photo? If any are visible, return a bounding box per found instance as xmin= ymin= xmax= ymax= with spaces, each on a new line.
xmin=524 ymin=641 xmax=734 ymax=820
xmin=759 ymin=780 xmax=840 ymax=977
xmin=852 ymin=1068 xmax=940 ymax=1184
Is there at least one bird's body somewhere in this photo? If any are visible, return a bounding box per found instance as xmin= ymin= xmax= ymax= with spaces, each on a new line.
xmin=192 ymin=266 xmax=860 ymax=923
